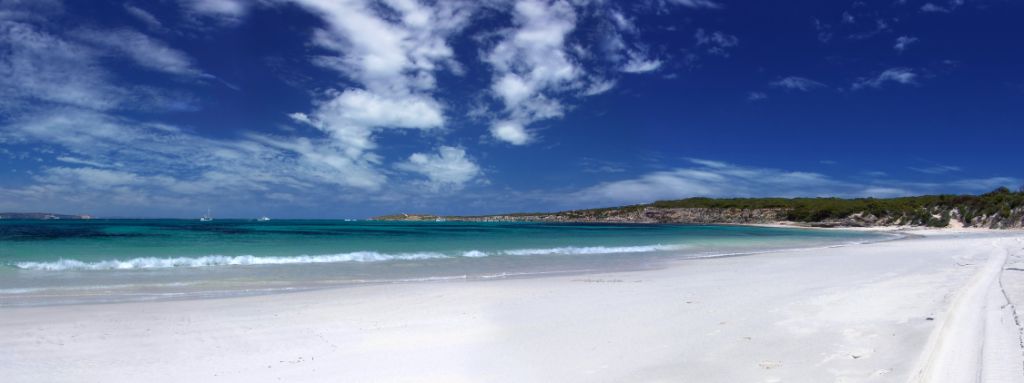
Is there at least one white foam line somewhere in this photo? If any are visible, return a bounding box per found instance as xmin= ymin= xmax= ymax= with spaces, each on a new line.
xmin=11 ymin=245 xmax=690 ymax=271
xmin=10 ymin=235 xmax=889 ymax=272
xmin=14 ymin=252 xmax=451 ymax=271
xmin=478 ymin=269 xmax=596 ymax=279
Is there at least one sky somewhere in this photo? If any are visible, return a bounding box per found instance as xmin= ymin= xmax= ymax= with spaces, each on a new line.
xmin=0 ymin=0 xmax=1021 ymax=218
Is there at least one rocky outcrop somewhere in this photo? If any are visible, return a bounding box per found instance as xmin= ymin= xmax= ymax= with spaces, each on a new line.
xmin=954 ymin=207 xmax=1024 ymax=229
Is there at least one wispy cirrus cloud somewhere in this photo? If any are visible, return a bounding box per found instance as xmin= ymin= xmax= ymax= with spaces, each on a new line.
xmin=852 ymin=67 xmax=918 ymax=89
xmin=3 ymin=0 xmax=703 ymax=210
xmin=921 ymin=0 xmax=963 ymax=13
xmin=75 ymin=28 xmax=210 ymax=78
xmin=600 ymin=8 xmax=664 ymax=75
xmin=909 ymin=164 xmax=961 ymax=174
xmin=0 ymin=1 xmax=455 ymax=210
xmin=694 ymin=28 xmax=738 ymax=57
xmin=620 ymin=51 xmax=663 ymax=73
xmin=180 ymin=0 xmax=249 ymax=24
xmin=0 ymin=108 xmax=406 ymax=214
xmin=0 ymin=20 xmax=125 ymax=111
xmin=571 ymin=159 xmax=851 ymax=205
xmin=771 ymin=76 xmax=826 ymax=91
xmin=0 ymin=16 xmax=208 ymax=113
xmin=894 ymin=36 xmax=918 ymax=52
xmin=567 ymin=159 xmax=1020 ymax=207
xmin=123 ymin=4 xmax=164 ymax=31
xmin=665 ymin=0 xmax=721 ymax=9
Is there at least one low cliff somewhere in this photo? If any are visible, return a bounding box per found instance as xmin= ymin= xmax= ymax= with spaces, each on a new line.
xmin=425 ymin=207 xmax=789 ymax=224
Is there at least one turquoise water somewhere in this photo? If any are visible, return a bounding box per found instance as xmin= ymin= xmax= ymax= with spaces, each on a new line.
xmin=0 ymin=220 xmax=889 ymax=306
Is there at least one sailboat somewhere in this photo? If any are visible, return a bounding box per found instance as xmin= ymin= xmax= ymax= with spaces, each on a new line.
xmin=199 ymin=209 xmax=213 ymax=222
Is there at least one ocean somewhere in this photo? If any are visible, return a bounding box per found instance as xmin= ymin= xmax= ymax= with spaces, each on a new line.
xmin=0 ymin=220 xmax=891 ymax=306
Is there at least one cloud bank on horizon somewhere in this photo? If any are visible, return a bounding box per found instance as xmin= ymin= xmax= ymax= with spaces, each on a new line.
xmin=0 ymin=0 xmax=1021 ymax=217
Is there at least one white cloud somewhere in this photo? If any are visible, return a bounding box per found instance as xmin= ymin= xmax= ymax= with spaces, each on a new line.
xmin=747 ymin=91 xmax=767 ymax=101
xmin=841 ymin=11 xmax=855 ymax=24
xmin=666 ymin=0 xmax=721 ymax=9
xmin=582 ymin=78 xmax=616 ymax=96
xmin=55 ymin=156 xmax=114 ymax=168
xmin=894 ymin=36 xmax=918 ymax=52
xmin=300 ymin=0 xmax=691 ymax=147
xmin=852 ymin=68 xmax=918 ymax=89
xmin=571 ymin=159 xmax=849 ymax=205
xmin=694 ymin=28 xmax=738 ymax=57
xmin=909 ymin=165 xmax=961 ymax=174
xmin=124 ymin=4 xmax=164 ymax=30
xmin=921 ymin=0 xmax=962 ymax=13
xmin=597 ymin=8 xmax=666 ymax=75
xmin=290 ymin=0 xmax=474 ymax=157
xmin=395 ymin=146 xmax=481 ymax=190
xmin=1 ymin=108 xmax=391 ymax=207
xmin=580 ymin=158 xmax=626 ymax=174
xmin=479 ymin=0 xmax=684 ymax=144
xmin=848 ymin=18 xmax=890 ymax=41
xmin=76 ymin=28 xmax=207 ymax=78
xmin=568 ymin=159 xmax=1020 ymax=207
xmin=608 ymin=9 xmax=636 ymax=33
xmin=37 ymin=167 xmax=144 ymax=189
xmin=299 ymin=0 xmax=473 ymax=93
xmin=484 ymin=0 xmax=580 ymax=144
xmin=490 ymin=121 xmax=531 ymax=146
xmin=296 ymin=89 xmax=444 ymax=157
xmin=770 ymin=76 xmax=826 ymax=91
xmin=182 ymin=0 xmax=248 ymax=23
xmin=621 ymin=53 xmax=662 ymax=73
xmin=0 ymin=21 xmax=202 ymax=113
xmin=0 ymin=21 xmax=126 ymax=111
xmin=813 ymin=18 xmax=833 ymax=43
xmin=0 ymin=0 xmax=64 ymax=22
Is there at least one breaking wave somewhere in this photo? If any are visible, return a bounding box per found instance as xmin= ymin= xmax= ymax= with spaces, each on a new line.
xmin=13 ymin=244 xmax=685 ymax=271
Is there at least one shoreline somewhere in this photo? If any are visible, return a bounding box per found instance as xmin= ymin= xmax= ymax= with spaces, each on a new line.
xmin=0 ymin=225 xmax=900 ymax=308
xmin=2 ymin=230 xmax=1021 ymax=382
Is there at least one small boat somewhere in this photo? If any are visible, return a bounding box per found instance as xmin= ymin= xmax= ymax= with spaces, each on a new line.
xmin=200 ymin=209 xmax=213 ymax=222
xmin=256 ymin=216 xmax=271 ymax=222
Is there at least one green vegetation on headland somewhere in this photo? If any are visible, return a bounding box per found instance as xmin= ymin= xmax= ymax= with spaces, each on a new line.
xmin=646 ymin=187 xmax=1024 ymax=227
xmin=374 ymin=187 xmax=1024 ymax=229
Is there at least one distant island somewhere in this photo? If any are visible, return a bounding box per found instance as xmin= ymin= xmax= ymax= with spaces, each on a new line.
xmin=375 ymin=187 xmax=1024 ymax=229
xmin=0 ymin=212 xmax=93 ymax=220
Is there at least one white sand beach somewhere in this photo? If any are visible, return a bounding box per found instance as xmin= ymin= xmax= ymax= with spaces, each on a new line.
xmin=2 ymin=230 xmax=1022 ymax=383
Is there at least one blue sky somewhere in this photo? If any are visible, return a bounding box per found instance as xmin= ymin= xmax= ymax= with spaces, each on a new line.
xmin=0 ymin=0 xmax=1021 ymax=218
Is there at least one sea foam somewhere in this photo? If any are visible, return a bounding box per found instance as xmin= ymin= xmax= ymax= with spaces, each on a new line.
xmin=13 ymin=244 xmax=685 ymax=271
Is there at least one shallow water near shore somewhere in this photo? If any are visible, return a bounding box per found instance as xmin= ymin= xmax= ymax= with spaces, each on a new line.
xmin=0 ymin=220 xmax=890 ymax=306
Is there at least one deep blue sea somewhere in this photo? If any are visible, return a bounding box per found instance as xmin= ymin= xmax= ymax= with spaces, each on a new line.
xmin=0 ymin=220 xmax=891 ymax=306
